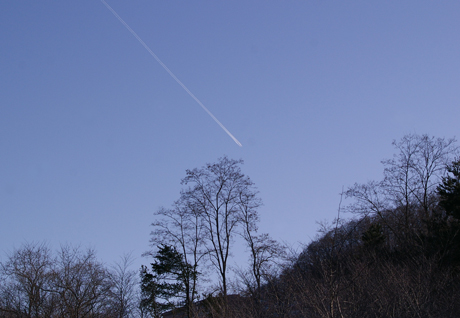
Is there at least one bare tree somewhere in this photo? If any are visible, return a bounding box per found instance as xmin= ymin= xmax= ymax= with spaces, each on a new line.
xmin=181 ymin=156 xmax=261 ymax=299
xmin=240 ymin=232 xmax=285 ymax=294
xmin=236 ymin=183 xmax=279 ymax=294
xmin=52 ymin=245 xmax=112 ymax=318
xmin=0 ymin=242 xmax=55 ymax=318
xmin=109 ymin=253 xmax=138 ymax=318
xmin=233 ymin=232 xmax=285 ymax=318
xmin=346 ymin=134 xmax=458 ymax=246
xmin=145 ymin=157 xmax=262 ymax=317
xmin=382 ymin=134 xmax=458 ymax=218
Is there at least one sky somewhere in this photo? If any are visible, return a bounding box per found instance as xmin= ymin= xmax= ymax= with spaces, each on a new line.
xmin=1 ymin=1 xmax=460 ymax=276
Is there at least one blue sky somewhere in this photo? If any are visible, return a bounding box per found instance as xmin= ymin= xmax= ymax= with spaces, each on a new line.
xmin=1 ymin=1 xmax=460 ymax=273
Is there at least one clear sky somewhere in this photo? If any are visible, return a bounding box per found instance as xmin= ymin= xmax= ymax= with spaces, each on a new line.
xmin=1 ymin=1 xmax=460 ymax=273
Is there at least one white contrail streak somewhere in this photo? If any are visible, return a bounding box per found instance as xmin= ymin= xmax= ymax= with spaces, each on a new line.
xmin=100 ymin=0 xmax=242 ymax=147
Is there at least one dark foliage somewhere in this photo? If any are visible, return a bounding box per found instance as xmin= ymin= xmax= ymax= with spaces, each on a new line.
xmin=140 ymin=244 xmax=197 ymax=318
xmin=438 ymin=159 xmax=460 ymax=219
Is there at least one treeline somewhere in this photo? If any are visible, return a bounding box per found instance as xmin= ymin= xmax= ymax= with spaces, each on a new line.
xmin=2 ymin=134 xmax=460 ymax=318
xmin=0 ymin=245 xmax=139 ymax=318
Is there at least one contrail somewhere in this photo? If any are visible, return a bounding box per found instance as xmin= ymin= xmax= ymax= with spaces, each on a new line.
xmin=100 ymin=0 xmax=242 ymax=147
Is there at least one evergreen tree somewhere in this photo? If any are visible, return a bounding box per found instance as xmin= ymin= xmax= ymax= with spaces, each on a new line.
xmin=362 ymin=223 xmax=385 ymax=249
xmin=438 ymin=159 xmax=460 ymax=219
xmin=140 ymin=245 xmax=197 ymax=317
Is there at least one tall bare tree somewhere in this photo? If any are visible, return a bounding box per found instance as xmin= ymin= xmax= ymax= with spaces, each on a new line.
xmin=181 ymin=156 xmax=261 ymax=299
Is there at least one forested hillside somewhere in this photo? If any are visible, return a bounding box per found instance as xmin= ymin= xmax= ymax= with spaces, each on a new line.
xmin=242 ymin=134 xmax=460 ymax=318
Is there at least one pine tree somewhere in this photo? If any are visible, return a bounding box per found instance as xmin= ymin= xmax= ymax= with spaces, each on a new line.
xmin=140 ymin=244 xmax=197 ymax=317
xmin=438 ymin=159 xmax=460 ymax=219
